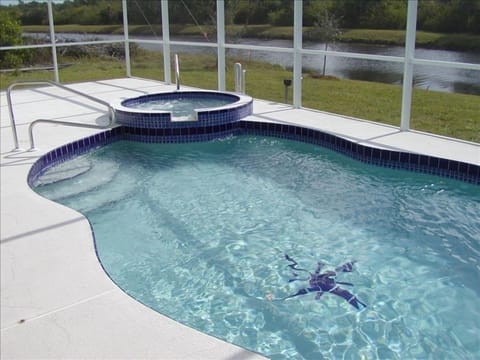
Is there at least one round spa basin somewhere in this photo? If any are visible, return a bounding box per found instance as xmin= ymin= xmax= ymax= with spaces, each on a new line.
xmin=112 ymin=90 xmax=253 ymax=129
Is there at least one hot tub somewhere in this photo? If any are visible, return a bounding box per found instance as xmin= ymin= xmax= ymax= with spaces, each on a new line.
xmin=112 ymin=90 xmax=253 ymax=129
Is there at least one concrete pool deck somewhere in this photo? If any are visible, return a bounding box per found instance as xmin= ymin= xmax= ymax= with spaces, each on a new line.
xmin=1 ymin=78 xmax=478 ymax=359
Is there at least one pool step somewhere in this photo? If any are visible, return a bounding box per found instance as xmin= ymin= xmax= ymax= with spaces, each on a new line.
xmin=62 ymin=169 xmax=140 ymax=213
xmin=35 ymin=157 xmax=121 ymax=203
xmin=34 ymin=156 xmax=93 ymax=186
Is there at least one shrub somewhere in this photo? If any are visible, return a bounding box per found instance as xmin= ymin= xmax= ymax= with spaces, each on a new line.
xmin=0 ymin=11 xmax=24 ymax=68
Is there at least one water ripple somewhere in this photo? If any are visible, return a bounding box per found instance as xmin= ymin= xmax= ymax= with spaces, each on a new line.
xmin=34 ymin=137 xmax=480 ymax=359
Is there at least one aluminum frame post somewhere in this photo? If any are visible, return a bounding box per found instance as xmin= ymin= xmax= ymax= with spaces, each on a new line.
xmin=47 ymin=0 xmax=59 ymax=82
xmin=122 ymin=0 xmax=131 ymax=77
xmin=400 ymin=0 xmax=418 ymax=131
xmin=293 ymin=0 xmax=302 ymax=108
xmin=161 ymin=0 xmax=171 ymax=84
xmin=217 ymin=0 xmax=226 ymax=91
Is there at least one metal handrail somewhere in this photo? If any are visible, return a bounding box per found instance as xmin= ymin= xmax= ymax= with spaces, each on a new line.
xmin=234 ymin=63 xmax=242 ymax=94
xmin=7 ymin=80 xmax=114 ymax=151
xmin=174 ymin=54 xmax=180 ymax=90
xmin=28 ymin=117 xmax=113 ymax=151
xmin=234 ymin=63 xmax=247 ymax=94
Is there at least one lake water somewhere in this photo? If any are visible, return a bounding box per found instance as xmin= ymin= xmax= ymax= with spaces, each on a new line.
xmin=27 ymin=33 xmax=480 ymax=95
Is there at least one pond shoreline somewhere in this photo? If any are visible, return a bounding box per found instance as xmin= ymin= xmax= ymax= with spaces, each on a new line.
xmin=21 ymin=31 xmax=480 ymax=96
xmin=21 ymin=25 xmax=480 ymax=53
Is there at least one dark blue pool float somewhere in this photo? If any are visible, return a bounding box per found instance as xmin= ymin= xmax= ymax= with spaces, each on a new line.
xmin=283 ymin=254 xmax=367 ymax=309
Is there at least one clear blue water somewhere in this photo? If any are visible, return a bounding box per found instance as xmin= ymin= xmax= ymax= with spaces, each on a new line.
xmin=34 ymin=137 xmax=480 ymax=359
xmin=127 ymin=97 xmax=233 ymax=120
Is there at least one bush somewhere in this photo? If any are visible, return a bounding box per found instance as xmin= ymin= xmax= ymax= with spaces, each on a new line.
xmin=56 ymin=39 xmax=140 ymax=60
xmin=0 ymin=11 xmax=24 ymax=68
xmin=103 ymin=42 xmax=139 ymax=59
xmin=268 ymin=8 xmax=293 ymax=27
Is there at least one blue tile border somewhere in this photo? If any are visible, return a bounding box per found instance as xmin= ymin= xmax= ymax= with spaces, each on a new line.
xmin=237 ymin=121 xmax=479 ymax=185
xmin=28 ymin=127 xmax=122 ymax=187
xmin=28 ymin=121 xmax=480 ymax=186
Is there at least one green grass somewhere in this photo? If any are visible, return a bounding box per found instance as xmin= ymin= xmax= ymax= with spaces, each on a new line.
xmin=22 ymin=24 xmax=125 ymax=34
xmin=410 ymin=88 xmax=480 ymax=141
xmin=302 ymin=76 xmax=402 ymax=126
xmin=303 ymin=75 xmax=480 ymax=141
xmin=339 ymin=29 xmax=480 ymax=51
xmin=339 ymin=29 xmax=407 ymax=45
xmin=58 ymin=58 xmax=127 ymax=83
xmin=1 ymin=53 xmax=478 ymax=142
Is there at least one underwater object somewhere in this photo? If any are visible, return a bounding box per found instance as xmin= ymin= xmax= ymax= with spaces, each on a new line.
xmin=283 ymin=254 xmax=366 ymax=309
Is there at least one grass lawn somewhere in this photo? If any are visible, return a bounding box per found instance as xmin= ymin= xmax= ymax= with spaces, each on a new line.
xmin=1 ymin=53 xmax=478 ymax=143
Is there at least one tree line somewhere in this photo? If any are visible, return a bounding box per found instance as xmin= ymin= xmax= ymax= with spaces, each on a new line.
xmin=1 ymin=0 xmax=479 ymax=34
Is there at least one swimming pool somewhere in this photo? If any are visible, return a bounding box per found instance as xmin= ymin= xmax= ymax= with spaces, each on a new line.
xmin=33 ymin=135 xmax=480 ymax=359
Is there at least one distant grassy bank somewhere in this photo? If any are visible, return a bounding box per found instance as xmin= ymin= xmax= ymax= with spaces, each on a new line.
xmin=21 ymin=24 xmax=480 ymax=52
xmin=1 ymin=52 xmax=478 ymax=142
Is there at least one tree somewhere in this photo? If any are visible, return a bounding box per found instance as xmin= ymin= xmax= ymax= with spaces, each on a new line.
xmin=308 ymin=9 xmax=342 ymax=76
xmin=267 ymin=0 xmax=294 ymax=26
xmin=418 ymin=0 xmax=480 ymax=34
xmin=0 ymin=11 xmax=24 ymax=69
xmin=360 ymin=0 xmax=406 ymax=29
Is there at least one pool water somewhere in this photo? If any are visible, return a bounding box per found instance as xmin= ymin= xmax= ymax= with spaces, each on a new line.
xmin=34 ymin=137 xmax=480 ymax=359
xmin=127 ymin=97 xmax=234 ymax=120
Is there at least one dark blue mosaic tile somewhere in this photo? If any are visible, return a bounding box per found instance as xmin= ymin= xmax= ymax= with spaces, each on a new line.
xmin=439 ymin=158 xmax=449 ymax=170
xmin=410 ymin=153 xmax=419 ymax=165
xmin=116 ymin=92 xmax=252 ymax=130
xmin=449 ymin=160 xmax=459 ymax=172
xmin=469 ymin=164 xmax=479 ymax=179
xmin=419 ymin=155 xmax=429 ymax=166
xmin=239 ymin=121 xmax=479 ymax=184
xmin=380 ymin=150 xmax=390 ymax=162
xmin=364 ymin=147 xmax=372 ymax=159
xmin=28 ymin=121 xmax=479 ymax=186
xmin=400 ymin=152 xmax=409 ymax=163
xmin=459 ymin=162 xmax=469 ymax=175
xmin=390 ymin=152 xmax=400 ymax=162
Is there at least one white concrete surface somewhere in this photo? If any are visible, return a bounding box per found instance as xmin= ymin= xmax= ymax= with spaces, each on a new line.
xmin=247 ymin=102 xmax=479 ymax=165
xmin=1 ymin=78 xmax=478 ymax=359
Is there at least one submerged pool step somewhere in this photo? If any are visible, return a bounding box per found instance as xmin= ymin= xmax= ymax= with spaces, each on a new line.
xmin=35 ymin=157 xmax=121 ymax=203
xmin=62 ymin=173 xmax=137 ymax=214
xmin=34 ymin=156 xmax=93 ymax=186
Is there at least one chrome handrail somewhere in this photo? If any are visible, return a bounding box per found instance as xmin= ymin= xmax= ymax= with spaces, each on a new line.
xmin=174 ymin=53 xmax=180 ymax=90
xmin=28 ymin=116 xmax=114 ymax=151
xmin=234 ymin=63 xmax=247 ymax=94
xmin=234 ymin=63 xmax=242 ymax=94
xmin=7 ymin=80 xmax=114 ymax=151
